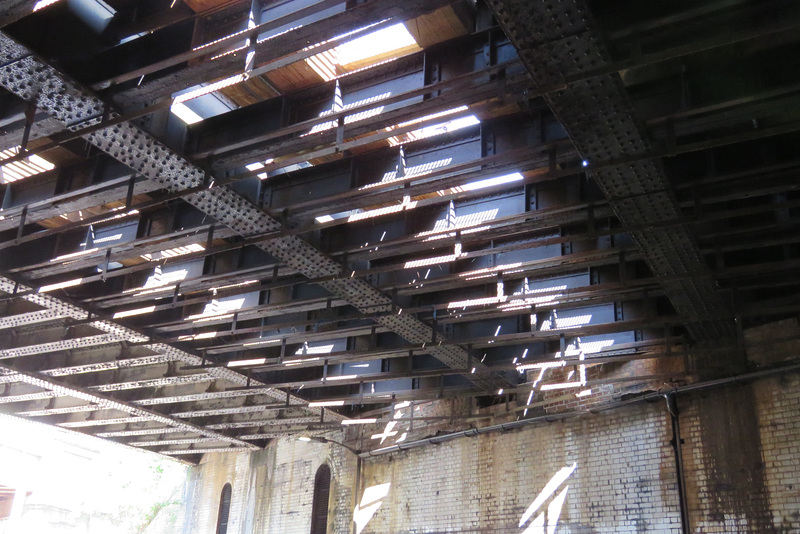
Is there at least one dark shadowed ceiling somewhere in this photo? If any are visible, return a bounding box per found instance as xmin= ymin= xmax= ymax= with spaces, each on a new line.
xmin=0 ymin=0 xmax=798 ymax=461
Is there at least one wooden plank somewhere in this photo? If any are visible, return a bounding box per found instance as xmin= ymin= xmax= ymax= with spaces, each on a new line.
xmin=405 ymin=6 xmax=469 ymax=49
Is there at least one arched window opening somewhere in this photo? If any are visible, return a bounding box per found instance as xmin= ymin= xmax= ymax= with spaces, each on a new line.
xmin=216 ymin=483 xmax=232 ymax=534
xmin=310 ymin=464 xmax=331 ymax=534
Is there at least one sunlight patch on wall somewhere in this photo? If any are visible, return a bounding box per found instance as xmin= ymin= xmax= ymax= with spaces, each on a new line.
xmin=519 ymin=464 xmax=576 ymax=534
xmin=353 ymin=483 xmax=391 ymax=534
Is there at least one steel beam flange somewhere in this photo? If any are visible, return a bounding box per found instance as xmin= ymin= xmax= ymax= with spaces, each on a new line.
xmin=0 ymin=334 xmax=122 ymax=359
xmin=133 ymin=386 xmax=278 ymax=406
xmin=161 ymin=447 xmax=253 ymax=455
xmin=0 ymin=309 xmax=67 ymax=330
xmin=130 ymin=437 xmax=222 ymax=447
xmin=0 ymin=391 xmax=57 ymax=404
xmin=96 ymin=427 xmax=189 ymax=438
xmin=205 ymin=417 xmax=316 ymax=430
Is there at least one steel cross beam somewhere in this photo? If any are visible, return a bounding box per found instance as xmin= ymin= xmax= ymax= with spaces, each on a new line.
xmin=485 ymin=0 xmax=735 ymax=343
xmin=0 ymin=309 xmax=68 ymax=329
xmin=0 ymin=361 xmax=257 ymax=448
xmin=16 ymin=386 xmax=283 ymax=418
xmin=0 ymin=334 xmax=123 ymax=359
xmin=0 ymin=274 xmax=340 ymax=421
xmin=0 ymin=34 xmax=504 ymax=391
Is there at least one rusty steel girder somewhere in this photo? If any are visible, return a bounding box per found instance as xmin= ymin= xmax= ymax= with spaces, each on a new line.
xmin=485 ymin=0 xmax=735 ymax=343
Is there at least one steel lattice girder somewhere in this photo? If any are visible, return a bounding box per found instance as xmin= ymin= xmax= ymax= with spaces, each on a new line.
xmin=17 ymin=404 xmax=103 ymax=417
xmin=0 ymin=34 xmax=503 ymax=391
xmin=1 ymin=360 xmax=204 ymax=388
xmin=88 ymin=374 xmax=216 ymax=393
xmin=0 ymin=275 xmax=339 ymax=420
xmin=0 ymin=309 xmax=68 ymax=329
xmin=171 ymin=404 xmax=288 ymax=418
xmin=0 ymin=334 xmax=123 ymax=359
xmin=60 ymin=416 xmax=148 ymax=428
xmin=15 ymin=385 xmax=280 ymax=416
xmin=0 ymin=361 xmax=257 ymax=448
xmin=485 ymin=0 xmax=735 ymax=343
xmin=0 ymin=391 xmax=57 ymax=403
xmin=161 ymin=447 xmax=254 ymax=456
xmin=96 ymin=427 xmax=194 ymax=438
xmin=45 ymin=355 xmax=178 ymax=377
xmin=129 ymin=437 xmax=223 ymax=447
xmin=238 ymin=432 xmax=320 ymax=440
xmin=205 ymin=418 xmax=318 ymax=430
xmin=0 ymin=355 xmax=181 ymax=389
xmin=133 ymin=387 xmax=279 ymax=406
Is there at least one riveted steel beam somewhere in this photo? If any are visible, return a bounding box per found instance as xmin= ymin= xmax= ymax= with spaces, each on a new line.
xmin=485 ymin=0 xmax=735 ymax=343
xmin=0 ymin=334 xmax=123 ymax=360
xmin=205 ymin=417 xmax=318 ymax=430
xmin=0 ymin=275 xmax=341 ymax=421
xmin=0 ymin=390 xmax=57 ymax=403
xmin=17 ymin=404 xmax=100 ymax=417
xmin=129 ymin=437 xmax=222 ymax=447
xmin=60 ymin=416 xmax=147 ymax=428
xmin=161 ymin=447 xmax=253 ymax=455
xmin=171 ymin=404 xmax=287 ymax=418
xmin=0 ymin=34 xmax=504 ymax=392
xmin=45 ymin=355 xmax=178 ymax=377
xmin=88 ymin=374 xmax=216 ymax=393
xmin=0 ymin=354 xmax=181 ymax=388
xmin=96 ymin=427 xmax=193 ymax=438
xmin=0 ymin=362 xmax=257 ymax=448
xmin=238 ymin=432 xmax=327 ymax=440
xmin=0 ymin=309 xmax=67 ymax=329
xmin=133 ymin=387 xmax=278 ymax=406
xmin=15 ymin=385 xmax=279 ymax=417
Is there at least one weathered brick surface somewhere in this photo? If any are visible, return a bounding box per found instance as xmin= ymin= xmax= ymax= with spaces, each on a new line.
xmin=680 ymin=376 xmax=800 ymax=533
xmin=181 ymin=376 xmax=800 ymax=534
xmin=754 ymin=375 xmax=800 ymax=533
xmin=679 ymin=386 xmax=775 ymax=533
xmin=359 ymin=402 xmax=680 ymax=533
xmin=182 ymin=438 xmax=357 ymax=534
